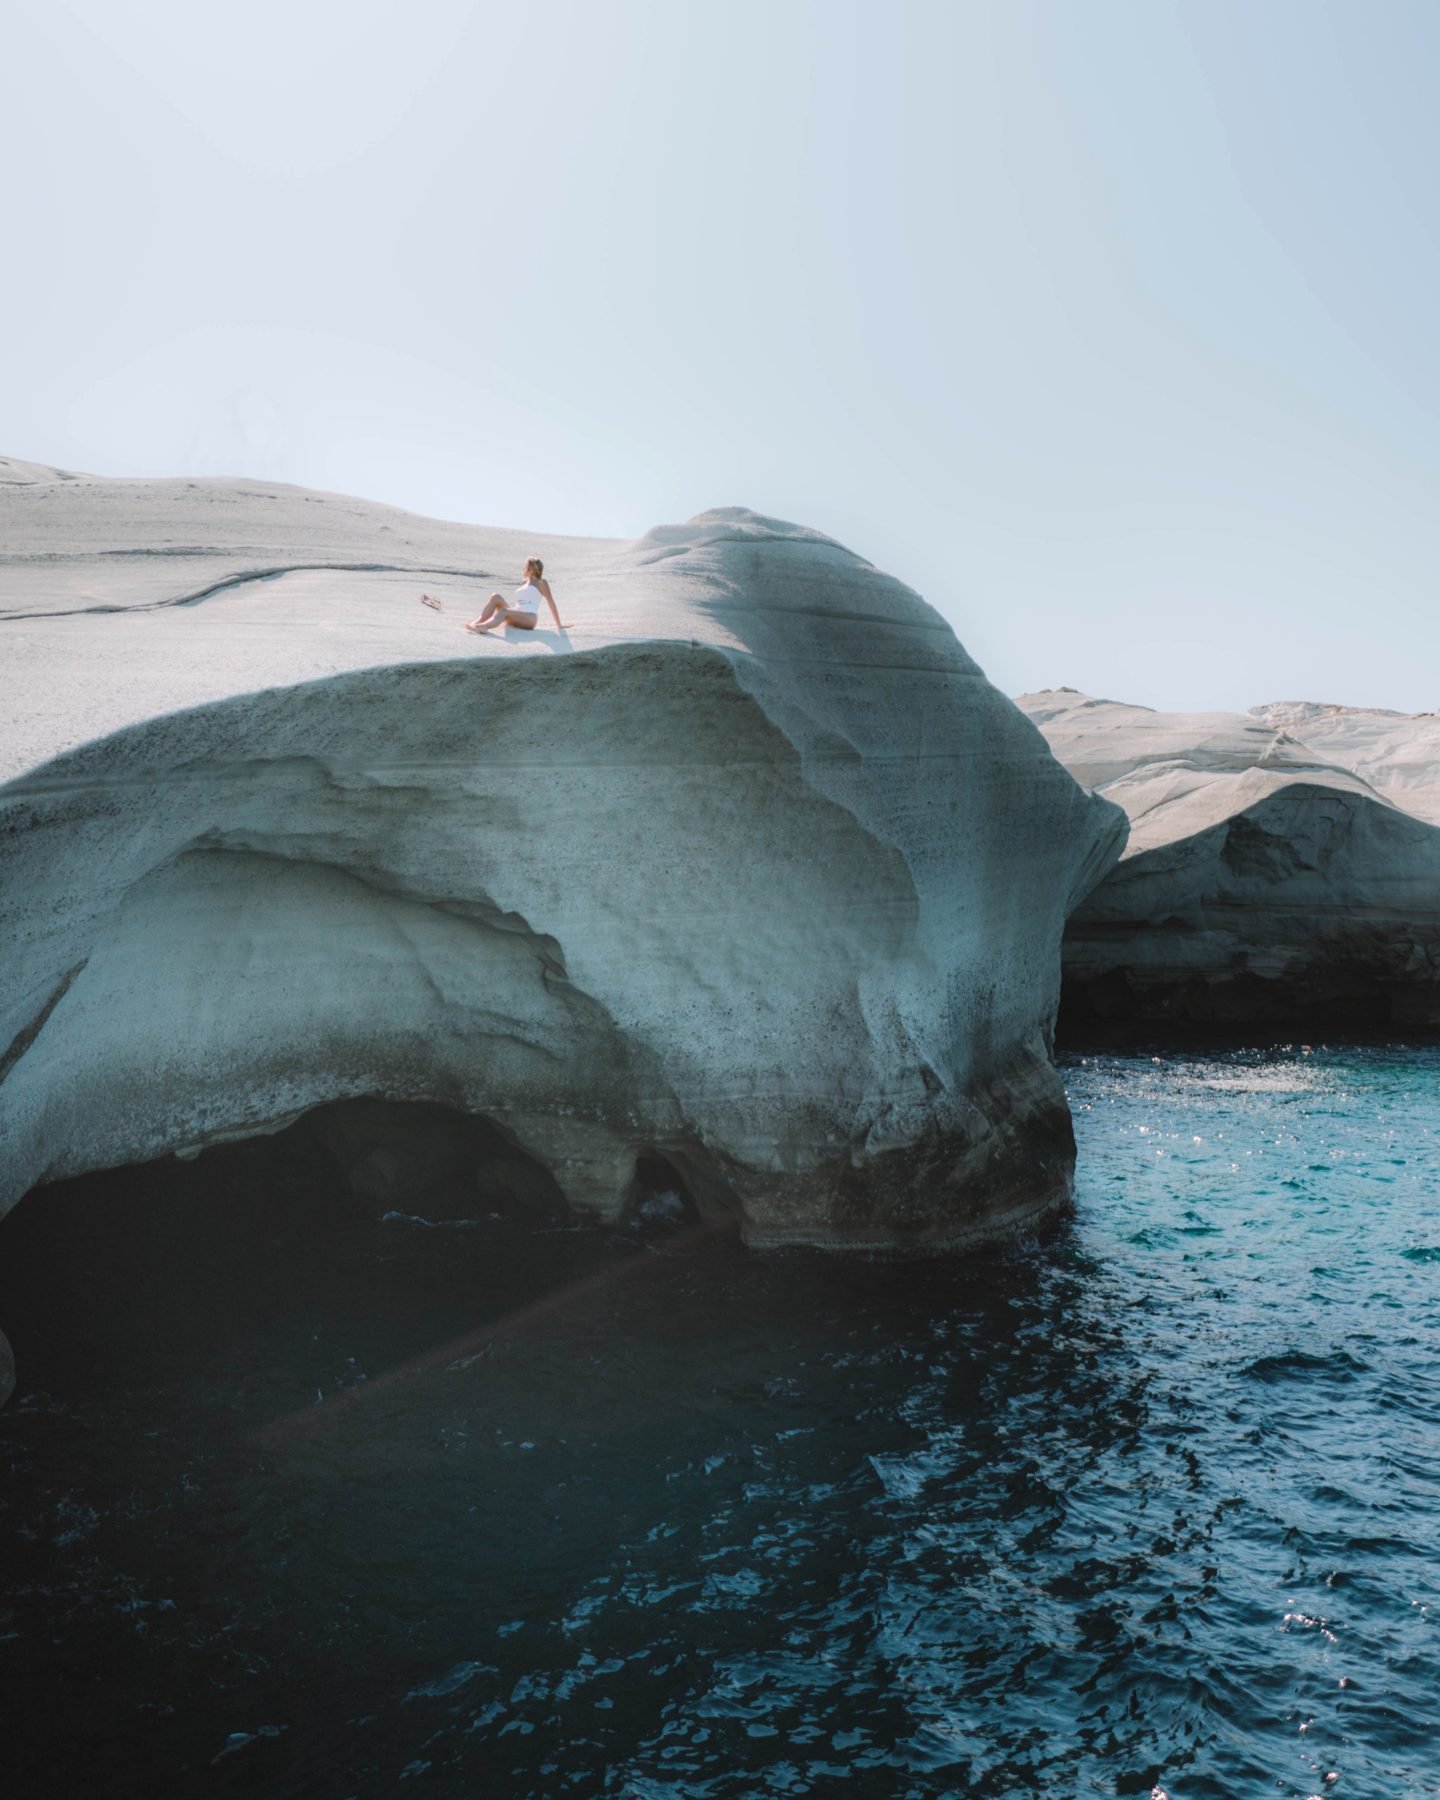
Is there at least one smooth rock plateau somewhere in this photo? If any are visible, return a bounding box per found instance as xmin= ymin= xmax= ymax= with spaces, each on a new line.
xmin=0 ymin=463 xmax=1124 ymax=1250
xmin=1020 ymin=689 xmax=1440 ymax=1027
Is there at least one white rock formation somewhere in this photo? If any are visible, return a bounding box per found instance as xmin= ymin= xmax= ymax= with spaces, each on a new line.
xmin=1246 ymin=701 xmax=1440 ymax=828
xmin=1018 ymin=689 xmax=1440 ymax=1026
xmin=0 ymin=468 xmax=1123 ymax=1250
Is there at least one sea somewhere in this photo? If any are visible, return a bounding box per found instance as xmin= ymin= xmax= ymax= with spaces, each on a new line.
xmin=1 ymin=1044 xmax=1437 ymax=1798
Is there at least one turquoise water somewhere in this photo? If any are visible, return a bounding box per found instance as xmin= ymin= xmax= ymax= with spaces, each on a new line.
xmin=1 ymin=1045 xmax=1438 ymax=1796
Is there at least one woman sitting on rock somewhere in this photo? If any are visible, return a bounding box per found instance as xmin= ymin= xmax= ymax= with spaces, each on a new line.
xmin=418 ymin=559 xmax=568 ymax=633
xmin=461 ymin=558 xmax=568 ymax=634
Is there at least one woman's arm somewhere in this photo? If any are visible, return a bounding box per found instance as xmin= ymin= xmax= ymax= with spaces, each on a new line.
xmin=539 ymin=577 xmax=568 ymax=629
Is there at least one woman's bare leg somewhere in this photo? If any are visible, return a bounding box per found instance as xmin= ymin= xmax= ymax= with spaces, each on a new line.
xmin=465 ymin=594 xmax=508 ymax=632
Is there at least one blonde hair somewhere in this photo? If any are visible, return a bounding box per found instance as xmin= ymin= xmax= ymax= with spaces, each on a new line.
xmin=525 ymin=556 xmax=544 ymax=579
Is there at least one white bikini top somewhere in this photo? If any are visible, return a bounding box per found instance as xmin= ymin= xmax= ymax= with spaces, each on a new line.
xmin=513 ymin=580 xmax=539 ymax=614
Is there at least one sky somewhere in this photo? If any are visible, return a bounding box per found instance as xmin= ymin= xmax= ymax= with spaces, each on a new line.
xmin=5 ymin=0 xmax=1438 ymax=712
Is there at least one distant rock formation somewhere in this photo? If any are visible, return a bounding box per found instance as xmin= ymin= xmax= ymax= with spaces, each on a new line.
xmin=1245 ymin=702 xmax=1440 ymax=827
xmin=1019 ymin=689 xmax=1440 ymax=1028
xmin=0 ymin=470 xmax=1124 ymax=1253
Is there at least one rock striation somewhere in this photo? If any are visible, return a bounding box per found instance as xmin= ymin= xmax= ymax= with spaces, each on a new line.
xmin=1019 ymin=689 xmax=1440 ymax=1028
xmin=1 ymin=469 xmax=1124 ymax=1251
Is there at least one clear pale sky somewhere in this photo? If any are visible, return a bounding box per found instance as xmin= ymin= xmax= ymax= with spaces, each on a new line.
xmin=5 ymin=0 xmax=1437 ymax=712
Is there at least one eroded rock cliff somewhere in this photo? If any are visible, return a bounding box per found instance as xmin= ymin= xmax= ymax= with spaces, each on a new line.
xmin=1019 ymin=689 xmax=1440 ymax=1028
xmin=1 ymin=472 xmax=1124 ymax=1248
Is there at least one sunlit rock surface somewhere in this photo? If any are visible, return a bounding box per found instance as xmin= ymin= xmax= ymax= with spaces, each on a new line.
xmin=1 ymin=467 xmax=1123 ymax=1249
xmin=1246 ymin=700 xmax=1440 ymax=828
xmin=1019 ymin=689 xmax=1440 ymax=1027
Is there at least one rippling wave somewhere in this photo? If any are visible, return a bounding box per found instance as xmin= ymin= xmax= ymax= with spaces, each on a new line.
xmin=2 ymin=1046 xmax=1438 ymax=1796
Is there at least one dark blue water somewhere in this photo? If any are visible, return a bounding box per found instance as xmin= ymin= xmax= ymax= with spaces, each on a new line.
xmin=2 ymin=1046 xmax=1438 ymax=1797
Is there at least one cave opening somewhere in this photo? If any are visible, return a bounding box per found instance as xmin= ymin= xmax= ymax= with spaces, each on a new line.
xmin=0 ymin=1106 xmax=744 ymax=1419
xmin=0 ymin=1098 xmax=591 ymax=1411
xmin=623 ymin=1150 xmax=701 ymax=1232
xmin=291 ymin=1094 xmax=570 ymax=1225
